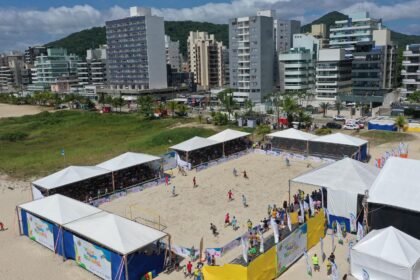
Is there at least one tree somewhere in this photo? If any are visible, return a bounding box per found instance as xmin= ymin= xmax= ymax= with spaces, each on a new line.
xmin=213 ymin=112 xmax=228 ymax=125
xmin=407 ymin=91 xmax=420 ymax=103
xmin=256 ymin=124 xmax=271 ymax=139
xmin=319 ymin=102 xmax=330 ymax=118
xmin=282 ymin=95 xmax=298 ymax=126
xmin=244 ymin=99 xmax=253 ymax=114
xmin=166 ymin=101 xmax=177 ymax=117
xmin=218 ymin=88 xmax=236 ymax=118
xmin=334 ymin=100 xmax=343 ymax=116
xmin=265 ymin=92 xmax=283 ymax=124
xmin=137 ymin=95 xmax=155 ymax=118
xmin=176 ymin=103 xmax=188 ymax=117
xmin=297 ymin=109 xmax=312 ymax=129
xmin=395 ymin=115 xmax=406 ymax=132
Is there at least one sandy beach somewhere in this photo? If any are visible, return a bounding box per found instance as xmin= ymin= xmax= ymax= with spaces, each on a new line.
xmin=0 ymin=103 xmax=52 ymax=119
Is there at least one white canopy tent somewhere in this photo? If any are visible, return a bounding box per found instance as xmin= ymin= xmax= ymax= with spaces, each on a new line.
xmin=292 ymin=158 xmax=379 ymax=229
xmin=97 ymin=152 xmax=161 ymax=172
xmin=207 ymin=129 xmax=250 ymax=143
xmin=309 ymin=132 xmax=367 ymax=146
xmin=351 ymin=226 xmax=420 ymax=280
xmin=170 ymin=136 xmax=220 ymax=152
xmin=65 ymin=212 xmax=167 ymax=255
xmin=267 ymin=128 xmax=316 ymax=141
xmin=19 ymin=194 xmax=102 ymax=225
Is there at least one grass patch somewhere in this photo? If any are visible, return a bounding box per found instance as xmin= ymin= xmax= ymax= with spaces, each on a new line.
xmin=358 ymin=130 xmax=416 ymax=146
xmin=0 ymin=111 xmax=216 ymax=178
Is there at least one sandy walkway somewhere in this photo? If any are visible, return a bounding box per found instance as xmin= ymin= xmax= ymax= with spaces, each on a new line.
xmin=0 ymin=103 xmax=52 ymax=118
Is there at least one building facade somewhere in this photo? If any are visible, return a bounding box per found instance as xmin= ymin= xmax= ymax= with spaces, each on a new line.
xmin=309 ymin=24 xmax=329 ymax=49
xmin=187 ymin=31 xmax=226 ymax=89
xmin=274 ymin=19 xmax=301 ymax=53
xmin=401 ymin=44 xmax=420 ymax=96
xmin=24 ymin=46 xmax=47 ymax=66
xmin=165 ymin=35 xmax=181 ymax=72
xmin=229 ymin=13 xmax=274 ymax=102
xmin=0 ymin=53 xmax=25 ymax=92
xmin=329 ymin=12 xmax=382 ymax=58
xmin=106 ymin=7 xmax=167 ymax=90
xmin=316 ymin=48 xmax=352 ymax=99
xmin=77 ymin=45 xmax=107 ymax=86
xmin=278 ymin=48 xmax=314 ymax=92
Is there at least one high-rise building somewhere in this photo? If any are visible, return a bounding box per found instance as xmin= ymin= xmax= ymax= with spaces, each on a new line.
xmin=278 ymin=48 xmax=314 ymax=92
xmin=274 ymin=19 xmax=301 ymax=53
xmin=293 ymin=34 xmax=320 ymax=60
xmin=24 ymin=46 xmax=47 ymax=66
xmin=229 ymin=12 xmax=274 ymax=102
xmin=329 ymin=12 xmax=382 ymax=58
xmin=0 ymin=53 xmax=24 ymax=92
xmin=187 ymin=31 xmax=226 ymax=89
xmin=106 ymin=7 xmax=167 ymax=90
xmin=28 ymin=48 xmax=80 ymax=92
xmin=77 ymin=45 xmax=107 ymax=86
xmin=309 ymin=24 xmax=329 ymax=49
xmin=401 ymin=44 xmax=420 ymax=97
xmin=349 ymin=29 xmax=397 ymax=105
xmin=316 ymin=48 xmax=352 ymax=99
xmin=165 ymin=35 xmax=181 ymax=72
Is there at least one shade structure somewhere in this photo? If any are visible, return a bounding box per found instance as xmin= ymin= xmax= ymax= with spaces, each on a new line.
xmin=64 ymin=212 xmax=167 ymax=255
xmin=368 ymin=119 xmax=397 ymax=131
xmin=207 ymin=129 xmax=250 ymax=143
xmin=32 ymin=166 xmax=111 ymax=190
xmin=367 ymin=157 xmax=420 ymax=239
xmin=97 ymin=152 xmax=161 ymax=172
xmin=351 ymin=226 xmax=420 ymax=280
xmin=267 ymin=128 xmax=316 ymax=153
xmin=170 ymin=136 xmax=220 ymax=152
xmin=292 ymin=158 xmax=379 ymax=230
xmin=308 ymin=133 xmax=368 ymax=161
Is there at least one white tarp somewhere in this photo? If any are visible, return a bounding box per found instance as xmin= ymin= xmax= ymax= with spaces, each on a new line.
xmin=292 ymin=158 xmax=379 ymax=219
xmin=368 ymin=157 xmax=420 ymax=213
xmin=170 ymin=136 xmax=220 ymax=152
xmin=267 ymin=128 xmax=317 ymax=141
xmin=309 ymin=132 xmax=367 ymax=146
xmin=97 ymin=152 xmax=161 ymax=172
xmin=207 ymin=129 xmax=250 ymax=143
xmin=65 ymin=212 xmax=167 ymax=255
xmin=351 ymin=226 xmax=420 ymax=280
xmin=19 ymin=194 xmax=102 ymax=225
xmin=32 ymin=166 xmax=110 ymax=190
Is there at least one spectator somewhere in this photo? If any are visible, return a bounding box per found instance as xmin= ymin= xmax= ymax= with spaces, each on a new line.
xmin=232 ymin=216 xmax=238 ymax=230
xmin=210 ymin=223 xmax=218 ymax=236
xmin=228 ymin=190 xmax=233 ymax=201
xmin=225 ymin=213 xmax=230 ymax=226
xmin=187 ymin=261 xmax=193 ymax=276
xmin=242 ymin=194 xmax=247 ymax=207
xmin=312 ymin=253 xmax=320 ymax=272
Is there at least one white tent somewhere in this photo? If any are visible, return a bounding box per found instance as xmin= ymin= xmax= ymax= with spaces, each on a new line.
xmin=32 ymin=166 xmax=111 ymax=190
xmin=368 ymin=157 xmax=420 ymax=213
xmin=351 ymin=226 xmax=420 ymax=280
xmin=267 ymin=128 xmax=317 ymax=141
xmin=170 ymin=136 xmax=220 ymax=152
xmin=207 ymin=129 xmax=250 ymax=143
xmin=97 ymin=152 xmax=161 ymax=172
xmin=19 ymin=194 xmax=102 ymax=225
xmin=292 ymin=158 xmax=379 ymax=224
xmin=310 ymin=132 xmax=367 ymax=146
xmin=65 ymin=212 xmax=167 ymax=255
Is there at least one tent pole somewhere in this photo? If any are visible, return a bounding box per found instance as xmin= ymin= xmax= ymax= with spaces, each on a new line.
xmin=16 ymin=206 xmax=22 ymax=235
xmin=112 ymin=172 xmax=116 ymax=193
xmin=223 ymin=143 xmax=225 ymax=157
xmin=61 ymin=226 xmax=66 ymax=261
xmin=124 ymin=255 xmax=129 ymax=280
xmin=30 ymin=183 xmax=34 ymax=200
xmin=288 ymin=180 xmax=291 ymax=206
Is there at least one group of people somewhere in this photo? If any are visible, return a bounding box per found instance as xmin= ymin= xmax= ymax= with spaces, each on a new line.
xmin=183 ymin=260 xmax=204 ymax=280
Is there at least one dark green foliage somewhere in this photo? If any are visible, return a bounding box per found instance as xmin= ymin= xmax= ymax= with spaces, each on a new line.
xmin=0 ymin=131 xmax=29 ymax=142
xmin=315 ymin=128 xmax=332 ymax=136
xmin=213 ymin=112 xmax=228 ymax=125
xmin=301 ymin=11 xmax=348 ymax=34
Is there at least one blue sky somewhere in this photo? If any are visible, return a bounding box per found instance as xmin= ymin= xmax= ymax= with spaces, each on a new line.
xmin=1 ymin=0 xmax=419 ymax=52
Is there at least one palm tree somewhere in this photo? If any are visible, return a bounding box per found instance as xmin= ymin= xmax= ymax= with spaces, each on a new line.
xmin=138 ymin=95 xmax=155 ymax=118
xmin=244 ymin=99 xmax=253 ymax=114
xmin=334 ymin=100 xmax=343 ymax=116
xmin=319 ymin=102 xmax=330 ymax=118
xmin=282 ymin=95 xmax=298 ymax=126
xmin=395 ymin=115 xmax=406 ymax=132
xmin=166 ymin=101 xmax=177 ymax=117
xmin=218 ymin=88 xmax=235 ymax=119
xmin=177 ymin=103 xmax=188 ymax=117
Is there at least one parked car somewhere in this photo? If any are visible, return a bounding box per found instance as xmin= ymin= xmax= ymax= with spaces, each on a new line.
xmin=344 ymin=124 xmax=359 ymax=130
xmin=325 ymin=122 xmax=342 ymax=129
xmin=334 ymin=115 xmax=346 ymax=121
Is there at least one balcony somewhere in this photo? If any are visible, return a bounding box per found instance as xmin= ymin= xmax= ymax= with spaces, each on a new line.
xmin=402 ymin=79 xmax=420 ymax=85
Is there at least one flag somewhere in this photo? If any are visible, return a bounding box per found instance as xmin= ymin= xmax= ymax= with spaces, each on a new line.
xmin=337 ymin=223 xmax=344 ymax=245
xmin=287 ymin=212 xmax=292 ymax=232
xmin=350 ymin=213 xmax=356 ymax=233
xmin=309 ymin=195 xmax=315 ymax=216
xmin=241 ymin=236 xmax=248 ymax=263
xmin=299 ymin=200 xmax=305 ymax=223
xmin=271 ymin=218 xmax=279 ymax=244
xmin=332 ymin=262 xmax=340 ymax=280
xmin=303 ymin=251 xmax=312 ymax=276
xmin=60 ymin=148 xmax=65 ymax=156
xmin=348 ymin=241 xmax=354 ymax=264
xmin=259 ymin=232 xmax=264 ymax=253
xmin=325 ymin=208 xmax=330 ymax=226
xmin=357 ymin=222 xmax=364 ymax=241
xmin=320 ymin=237 xmax=326 ymax=262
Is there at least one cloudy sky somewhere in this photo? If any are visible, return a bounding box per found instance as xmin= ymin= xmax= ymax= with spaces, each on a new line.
xmin=1 ymin=0 xmax=419 ymax=52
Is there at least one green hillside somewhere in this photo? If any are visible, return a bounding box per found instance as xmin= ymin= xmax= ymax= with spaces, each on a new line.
xmin=301 ymin=11 xmax=348 ymax=34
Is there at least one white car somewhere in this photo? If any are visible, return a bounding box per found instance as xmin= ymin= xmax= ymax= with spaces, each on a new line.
xmin=344 ymin=124 xmax=359 ymax=130
xmin=334 ymin=115 xmax=345 ymax=121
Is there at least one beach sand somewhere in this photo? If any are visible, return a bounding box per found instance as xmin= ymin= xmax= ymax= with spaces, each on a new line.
xmin=0 ymin=103 xmax=52 ymax=119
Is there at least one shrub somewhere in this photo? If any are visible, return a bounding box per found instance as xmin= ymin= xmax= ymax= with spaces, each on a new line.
xmin=0 ymin=131 xmax=29 ymax=142
xmin=315 ymin=128 xmax=332 ymax=136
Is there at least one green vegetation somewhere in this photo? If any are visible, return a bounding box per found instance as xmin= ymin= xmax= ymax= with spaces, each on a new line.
xmin=395 ymin=115 xmax=407 ymax=132
xmin=359 ymin=130 xmax=415 ymax=146
xmin=315 ymin=128 xmax=332 ymax=135
xmin=407 ymin=91 xmax=420 ymax=103
xmin=0 ymin=111 xmax=215 ymax=178
xmin=301 ymin=11 xmax=348 ymax=34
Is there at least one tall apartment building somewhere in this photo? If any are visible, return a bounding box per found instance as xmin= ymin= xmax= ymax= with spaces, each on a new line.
xmin=274 ymin=19 xmax=301 ymax=53
xmin=401 ymin=44 xmax=420 ymax=96
xmin=165 ymin=35 xmax=181 ymax=72
xmin=24 ymin=46 xmax=47 ymax=66
xmin=350 ymin=29 xmax=397 ymax=105
xmin=77 ymin=45 xmax=107 ymax=86
xmin=309 ymin=24 xmax=329 ymax=48
xmin=106 ymin=7 xmax=167 ymax=90
xmin=316 ymin=48 xmax=352 ymax=99
xmin=278 ymin=48 xmax=314 ymax=92
xmin=0 ymin=53 xmax=25 ymax=92
xmin=187 ymin=31 xmax=226 ymax=89
xmin=229 ymin=12 xmax=274 ymax=102
xmin=329 ymin=12 xmax=381 ymax=58
xmin=28 ymin=48 xmax=80 ymax=92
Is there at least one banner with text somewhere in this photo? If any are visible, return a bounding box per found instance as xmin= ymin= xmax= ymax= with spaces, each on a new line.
xmin=27 ymin=213 xmax=55 ymax=251
xmin=276 ymin=224 xmax=307 ymax=276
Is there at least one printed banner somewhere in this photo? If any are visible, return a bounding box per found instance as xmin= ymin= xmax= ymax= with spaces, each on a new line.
xmin=241 ymin=236 xmax=248 ymax=263
xmin=221 ymin=237 xmax=241 ymax=256
xmin=206 ymin=248 xmax=222 ymax=258
xmin=350 ymin=213 xmax=357 ymax=233
xmin=320 ymin=237 xmax=326 ymax=262
xmin=304 ymin=251 xmax=312 ymax=276
xmin=287 ymin=213 xmax=292 ymax=232
xmin=27 ymin=213 xmax=54 ymax=251
xmin=162 ymin=151 xmax=177 ymax=171
xmin=357 ymin=222 xmax=364 ymax=242
xmin=332 ymin=262 xmax=340 ymax=280
xmin=271 ymin=218 xmax=279 ymax=244
xmin=73 ymin=236 xmax=112 ymax=280
xmin=337 ymin=223 xmax=344 ymax=245
xmin=276 ymin=224 xmax=307 ymax=275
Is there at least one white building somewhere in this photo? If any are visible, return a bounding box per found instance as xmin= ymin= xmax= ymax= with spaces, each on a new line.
xmin=278 ymin=48 xmax=314 ymax=92
xmin=77 ymin=45 xmax=107 ymax=86
xmin=316 ymin=48 xmax=352 ymax=99
xmin=165 ymin=35 xmax=181 ymax=72
xmin=329 ymin=12 xmax=382 ymax=58
xmin=401 ymin=44 xmax=420 ymax=96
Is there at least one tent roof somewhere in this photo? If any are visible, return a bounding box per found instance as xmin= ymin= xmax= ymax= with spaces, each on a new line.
xmin=267 ymin=128 xmax=317 ymax=141
xmin=352 ymin=226 xmax=420 ymax=268
xmin=97 ymin=152 xmax=161 ymax=172
xmin=32 ymin=166 xmax=111 ymax=190
xmin=309 ymin=132 xmax=367 ymax=146
xmin=65 ymin=212 xmax=167 ymax=255
xmin=170 ymin=136 xmax=220 ymax=152
xmin=292 ymin=157 xmax=379 ymax=194
xmin=19 ymin=194 xmax=102 ymax=225
xmin=368 ymin=157 xmax=420 ymax=213
xmin=207 ymin=129 xmax=250 ymax=143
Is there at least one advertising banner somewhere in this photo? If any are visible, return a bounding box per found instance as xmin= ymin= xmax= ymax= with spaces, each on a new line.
xmin=27 ymin=213 xmax=54 ymax=251
xmin=276 ymin=224 xmax=307 ymax=275
xmin=73 ymin=236 xmax=112 ymax=280
xmin=163 ymin=151 xmax=177 ymax=171
xmin=206 ymin=248 xmax=222 ymax=258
